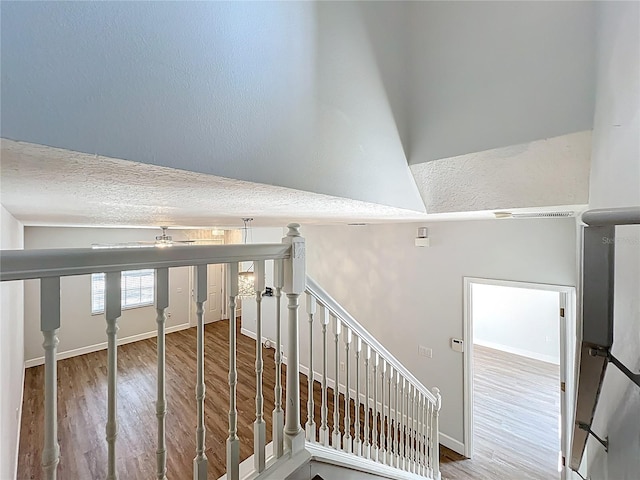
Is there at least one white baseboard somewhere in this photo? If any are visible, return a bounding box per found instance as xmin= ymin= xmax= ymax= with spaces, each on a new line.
xmin=474 ymin=339 xmax=560 ymax=365
xmin=25 ymin=322 xmax=192 ymax=368
xmin=440 ymin=433 xmax=465 ymax=456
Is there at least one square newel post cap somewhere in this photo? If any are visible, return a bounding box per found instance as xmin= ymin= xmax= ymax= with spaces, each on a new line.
xmin=282 ymin=223 xmax=305 ymax=294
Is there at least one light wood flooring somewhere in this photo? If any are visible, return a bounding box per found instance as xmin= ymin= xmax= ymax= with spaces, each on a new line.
xmin=18 ymin=321 xmax=559 ymax=479
xmin=439 ymin=345 xmax=561 ymax=480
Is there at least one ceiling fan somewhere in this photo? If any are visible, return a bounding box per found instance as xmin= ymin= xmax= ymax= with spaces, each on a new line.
xmin=91 ymin=226 xmax=222 ymax=249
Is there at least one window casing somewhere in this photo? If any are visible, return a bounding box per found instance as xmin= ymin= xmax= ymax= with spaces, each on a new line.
xmin=91 ymin=269 xmax=155 ymax=314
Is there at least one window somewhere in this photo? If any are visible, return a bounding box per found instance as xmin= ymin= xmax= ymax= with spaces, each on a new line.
xmin=91 ymin=269 xmax=155 ymax=314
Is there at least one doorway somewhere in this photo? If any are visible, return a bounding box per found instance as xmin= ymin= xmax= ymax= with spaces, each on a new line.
xmin=463 ymin=278 xmax=576 ymax=479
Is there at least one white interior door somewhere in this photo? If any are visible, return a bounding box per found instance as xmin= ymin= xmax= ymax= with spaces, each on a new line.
xmin=207 ymin=263 xmax=223 ymax=323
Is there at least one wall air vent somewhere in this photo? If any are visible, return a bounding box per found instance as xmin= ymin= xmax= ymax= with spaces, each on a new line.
xmin=494 ymin=211 xmax=574 ymax=219
xmin=512 ymin=211 xmax=574 ymax=218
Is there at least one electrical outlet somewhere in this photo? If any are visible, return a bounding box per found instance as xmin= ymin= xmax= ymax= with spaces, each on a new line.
xmin=418 ymin=345 xmax=432 ymax=358
xmin=340 ymin=362 xmax=345 ymax=372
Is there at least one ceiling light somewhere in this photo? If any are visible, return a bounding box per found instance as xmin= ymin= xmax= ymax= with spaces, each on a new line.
xmin=238 ymin=218 xmax=255 ymax=297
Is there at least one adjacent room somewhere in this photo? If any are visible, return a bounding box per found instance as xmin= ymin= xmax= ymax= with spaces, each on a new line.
xmin=470 ymin=281 xmax=564 ymax=479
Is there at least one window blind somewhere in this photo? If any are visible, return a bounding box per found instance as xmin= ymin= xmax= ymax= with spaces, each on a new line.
xmin=91 ymin=269 xmax=155 ymax=314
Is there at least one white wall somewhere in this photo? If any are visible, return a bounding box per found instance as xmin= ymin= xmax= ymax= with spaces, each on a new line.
xmin=1 ymin=1 xmax=425 ymax=212
xmin=472 ymin=283 xmax=560 ymax=365
xmin=303 ymin=218 xmax=577 ymax=447
xmin=585 ymin=2 xmax=640 ymax=478
xmin=23 ymin=227 xmax=195 ymax=364
xmin=0 ymin=205 xmax=25 ymax=480
xmin=408 ymin=1 xmax=595 ymax=164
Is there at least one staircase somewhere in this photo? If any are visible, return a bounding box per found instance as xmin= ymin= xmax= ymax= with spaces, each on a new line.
xmin=1 ymin=224 xmax=441 ymax=480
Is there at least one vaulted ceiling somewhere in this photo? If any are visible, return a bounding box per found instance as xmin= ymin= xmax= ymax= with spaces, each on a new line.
xmin=1 ymin=1 xmax=596 ymax=225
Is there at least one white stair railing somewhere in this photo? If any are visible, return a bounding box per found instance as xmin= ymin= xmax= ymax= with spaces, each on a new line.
xmin=305 ymin=276 xmax=443 ymax=480
xmin=1 ymin=237 xmax=294 ymax=480
xmin=2 ymin=223 xmax=442 ymax=480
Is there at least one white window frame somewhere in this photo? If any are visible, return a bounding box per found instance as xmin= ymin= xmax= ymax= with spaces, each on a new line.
xmin=91 ymin=269 xmax=155 ymax=315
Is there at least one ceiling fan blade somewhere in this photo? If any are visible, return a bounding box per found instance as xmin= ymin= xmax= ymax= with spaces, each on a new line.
xmin=91 ymin=241 xmax=156 ymax=249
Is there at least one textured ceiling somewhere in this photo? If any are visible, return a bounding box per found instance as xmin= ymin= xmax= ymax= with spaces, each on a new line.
xmin=0 ymin=140 xmax=429 ymax=228
xmin=1 ymin=139 xmax=586 ymax=229
xmin=410 ymin=131 xmax=592 ymax=214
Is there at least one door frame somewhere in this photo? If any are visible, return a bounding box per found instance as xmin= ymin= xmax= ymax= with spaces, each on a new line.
xmin=462 ymin=277 xmax=576 ymax=472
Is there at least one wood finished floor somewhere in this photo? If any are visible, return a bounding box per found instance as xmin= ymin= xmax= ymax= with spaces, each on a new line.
xmin=18 ymin=321 xmax=558 ymax=479
xmin=439 ymin=345 xmax=560 ymax=480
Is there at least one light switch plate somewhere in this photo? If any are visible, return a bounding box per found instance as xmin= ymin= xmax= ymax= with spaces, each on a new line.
xmin=418 ymin=345 xmax=433 ymax=358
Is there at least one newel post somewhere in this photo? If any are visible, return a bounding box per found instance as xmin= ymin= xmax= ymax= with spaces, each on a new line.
xmin=282 ymin=223 xmax=306 ymax=454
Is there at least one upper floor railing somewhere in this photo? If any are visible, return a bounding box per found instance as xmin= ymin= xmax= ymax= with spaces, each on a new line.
xmin=571 ymin=206 xmax=640 ymax=473
xmin=1 ymin=223 xmax=441 ymax=480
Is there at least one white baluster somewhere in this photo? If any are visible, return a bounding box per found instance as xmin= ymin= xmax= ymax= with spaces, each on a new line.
xmin=400 ymin=377 xmax=406 ymax=471
xmin=407 ymin=384 xmax=412 ymax=473
xmin=226 ymin=263 xmax=240 ymax=480
xmin=425 ymin=399 xmax=431 ymax=478
xmin=342 ymin=326 xmax=352 ymax=453
xmin=394 ymin=372 xmax=400 ymax=469
xmin=254 ymin=260 xmax=266 ymax=472
xmin=412 ymin=386 xmax=418 ymax=473
xmin=40 ymin=277 xmax=60 ymax=480
xmin=353 ymin=336 xmax=362 ymax=456
xmin=372 ymin=352 xmax=379 ymax=462
xmin=105 ymin=271 xmax=121 ymax=480
xmin=193 ymin=265 xmax=207 ymax=480
xmin=432 ymin=387 xmax=442 ymax=480
xmin=319 ymin=306 xmax=330 ymax=446
xmin=424 ymin=396 xmax=429 ymax=477
xmin=380 ymin=359 xmax=387 ymax=463
xmin=305 ymin=293 xmax=316 ymax=441
xmin=416 ymin=393 xmax=423 ymax=476
xmin=272 ymin=259 xmax=284 ymax=458
xmin=155 ymin=268 xmax=169 ymax=480
xmin=427 ymin=401 xmax=433 ymax=478
xmin=410 ymin=385 xmax=416 ymax=472
xmin=407 ymin=383 xmax=413 ymax=472
xmin=363 ymin=344 xmax=371 ymax=459
xmin=386 ymin=366 xmax=393 ymax=466
xmin=282 ymin=224 xmax=306 ymax=454
xmin=415 ymin=391 xmax=422 ymax=474
xmin=332 ymin=315 xmax=341 ymax=449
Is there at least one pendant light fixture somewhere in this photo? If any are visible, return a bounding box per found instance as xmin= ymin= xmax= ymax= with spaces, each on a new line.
xmin=238 ymin=218 xmax=255 ymax=297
